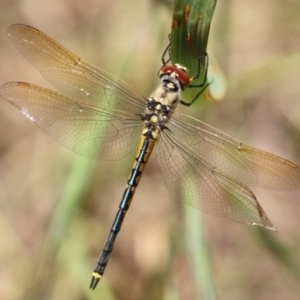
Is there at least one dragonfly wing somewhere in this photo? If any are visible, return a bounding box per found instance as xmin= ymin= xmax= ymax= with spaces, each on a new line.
xmin=7 ymin=24 xmax=145 ymax=112
xmin=157 ymin=129 xmax=274 ymax=229
xmin=170 ymin=113 xmax=300 ymax=190
xmin=0 ymin=82 xmax=142 ymax=160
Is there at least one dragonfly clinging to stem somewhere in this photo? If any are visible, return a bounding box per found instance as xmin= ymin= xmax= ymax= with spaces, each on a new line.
xmin=1 ymin=24 xmax=300 ymax=290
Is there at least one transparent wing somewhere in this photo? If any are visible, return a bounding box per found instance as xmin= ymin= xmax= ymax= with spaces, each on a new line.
xmin=170 ymin=113 xmax=300 ymax=190
xmin=157 ymin=128 xmax=274 ymax=229
xmin=156 ymin=112 xmax=300 ymax=228
xmin=0 ymin=82 xmax=143 ymax=160
xmin=7 ymin=24 xmax=146 ymax=113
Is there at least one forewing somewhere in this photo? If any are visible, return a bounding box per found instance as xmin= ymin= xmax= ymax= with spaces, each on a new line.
xmin=0 ymin=82 xmax=142 ymax=160
xmin=7 ymin=24 xmax=145 ymax=113
xmin=170 ymin=113 xmax=300 ymax=190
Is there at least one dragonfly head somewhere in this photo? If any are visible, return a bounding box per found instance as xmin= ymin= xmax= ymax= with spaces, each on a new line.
xmin=159 ymin=64 xmax=190 ymax=90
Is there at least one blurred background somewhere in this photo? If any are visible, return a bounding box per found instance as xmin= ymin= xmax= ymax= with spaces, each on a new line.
xmin=0 ymin=0 xmax=300 ymax=300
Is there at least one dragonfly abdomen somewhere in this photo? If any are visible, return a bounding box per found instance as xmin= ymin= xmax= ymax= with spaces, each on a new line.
xmin=90 ymin=134 xmax=156 ymax=289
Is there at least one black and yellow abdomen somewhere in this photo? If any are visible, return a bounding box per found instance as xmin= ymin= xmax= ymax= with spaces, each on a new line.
xmin=90 ymin=134 xmax=156 ymax=289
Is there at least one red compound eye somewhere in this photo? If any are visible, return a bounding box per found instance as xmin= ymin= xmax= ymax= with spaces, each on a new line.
xmin=159 ymin=65 xmax=190 ymax=89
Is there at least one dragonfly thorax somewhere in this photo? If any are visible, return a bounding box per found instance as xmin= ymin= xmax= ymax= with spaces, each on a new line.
xmin=141 ymin=72 xmax=183 ymax=140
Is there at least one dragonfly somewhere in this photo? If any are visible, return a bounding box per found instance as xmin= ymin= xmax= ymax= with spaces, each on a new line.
xmin=1 ymin=24 xmax=300 ymax=290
